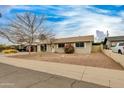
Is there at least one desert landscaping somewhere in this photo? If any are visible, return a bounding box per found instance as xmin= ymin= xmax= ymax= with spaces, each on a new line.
xmin=9 ymin=52 xmax=124 ymax=70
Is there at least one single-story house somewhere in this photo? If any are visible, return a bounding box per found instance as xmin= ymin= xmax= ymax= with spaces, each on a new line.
xmin=36 ymin=35 xmax=94 ymax=54
xmin=104 ymin=36 xmax=124 ymax=49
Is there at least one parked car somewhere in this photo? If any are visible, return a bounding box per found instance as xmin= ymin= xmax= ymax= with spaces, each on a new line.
xmin=111 ymin=42 xmax=124 ymax=54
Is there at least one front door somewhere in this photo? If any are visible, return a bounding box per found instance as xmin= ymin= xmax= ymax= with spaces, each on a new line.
xmin=41 ymin=44 xmax=47 ymax=52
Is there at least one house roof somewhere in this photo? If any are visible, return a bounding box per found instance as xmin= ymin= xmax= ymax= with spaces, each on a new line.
xmin=107 ymin=36 xmax=124 ymax=42
xmin=34 ymin=39 xmax=51 ymax=44
xmin=53 ymin=35 xmax=94 ymax=43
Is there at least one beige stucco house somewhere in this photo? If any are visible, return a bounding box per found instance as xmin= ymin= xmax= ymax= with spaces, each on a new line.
xmin=36 ymin=35 xmax=94 ymax=54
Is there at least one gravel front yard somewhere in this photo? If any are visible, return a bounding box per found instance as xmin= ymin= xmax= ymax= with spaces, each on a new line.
xmin=10 ymin=52 xmax=124 ymax=70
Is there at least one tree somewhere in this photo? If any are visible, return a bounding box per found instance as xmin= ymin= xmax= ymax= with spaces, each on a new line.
xmin=0 ymin=12 xmax=54 ymax=54
xmin=38 ymin=28 xmax=55 ymax=44
xmin=37 ymin=29 xmax=55 ymax=56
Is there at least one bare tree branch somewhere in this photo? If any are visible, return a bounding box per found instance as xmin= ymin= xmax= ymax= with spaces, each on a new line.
xmin=0 ymin=12 xmax=55 ymax=53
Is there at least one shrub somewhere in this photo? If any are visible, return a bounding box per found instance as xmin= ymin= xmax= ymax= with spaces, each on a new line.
xmin=64 ymin=43 xmax=74 ymax=54
xmin=0 ymin=45 xmax=6 ymax=52
xmin=0 ymin=45 xmax=12 ymax=52
xmin=2 ymin=49 xmax=18 ymax=54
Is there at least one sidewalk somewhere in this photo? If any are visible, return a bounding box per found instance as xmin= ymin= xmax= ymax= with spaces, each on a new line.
xmin=0 ymin=56 xmax=124 ymax=87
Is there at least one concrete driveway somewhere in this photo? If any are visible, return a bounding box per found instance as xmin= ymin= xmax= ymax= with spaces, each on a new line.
xmin=0 ymin=63 xmax=106 ymax=88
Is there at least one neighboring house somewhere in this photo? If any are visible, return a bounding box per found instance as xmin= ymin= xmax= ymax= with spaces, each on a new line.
xmin=104 ymin=36 xmax=124 ymax=49
xmin=36 ymin=35 xmax=94 ymax=54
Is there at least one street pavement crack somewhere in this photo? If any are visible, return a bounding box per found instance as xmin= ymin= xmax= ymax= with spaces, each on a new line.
xmin=43 ymin=75 xmax=55 ymax=82
xmin=81 ymin=66 xmax=87 ymax=80
xmin=70 ymin=80 xmax=77 ymax=88
xmin=0 ymin=70 xmax=18 ymax=79
xmin=26 ymin=75 xmax=55 ymax=88
xmin=109 ymin=80 xmax=111 ymax=88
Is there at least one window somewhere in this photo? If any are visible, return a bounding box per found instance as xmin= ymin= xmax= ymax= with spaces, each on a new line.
xmin=119 ymin=43 xmax=124 ymax=46
xmin=75 ymin=42 xmax=84 ymax=47
xmin=58 ymin=43 xmax=65 ymax=48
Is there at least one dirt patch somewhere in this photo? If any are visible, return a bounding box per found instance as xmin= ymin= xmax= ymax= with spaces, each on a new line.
xmin=9 ymin=52 xmax=124 ymax=70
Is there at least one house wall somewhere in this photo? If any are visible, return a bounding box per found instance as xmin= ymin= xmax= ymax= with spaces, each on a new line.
xmin=37 ymin=42 xmax=92 ymax=54
xmin=37 ymin=44 xmax=41 ymax=52
xmin=46 ymin=44 xmax=52 ymax=52
xmin=54 ymin=43 xmax=64 ymax=53
xmin=53 ymin=42 xmax=92 ymax=54
xmin=74 ymin=42 xmax=92 ymax=54
xmin=37 ymin=44 xmax=51 ymax=52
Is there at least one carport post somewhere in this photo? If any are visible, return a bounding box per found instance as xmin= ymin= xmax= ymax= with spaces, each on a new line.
xmin=37 ymin=44 xmax=41 ymax=52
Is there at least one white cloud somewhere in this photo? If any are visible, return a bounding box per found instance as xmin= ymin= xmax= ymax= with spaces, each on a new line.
xmin=85 ymin=6 xmax=111 ymax=14
xmin=51 ymin=6 xmax=124 ymax=39
xmin=119 ymin=11 xmax=124 ymax=17
xmin=0 ymin=5 xmax=124 ymax=43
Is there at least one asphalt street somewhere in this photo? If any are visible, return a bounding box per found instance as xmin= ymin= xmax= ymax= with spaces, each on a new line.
xmin=0 ymin=63 xmax=107 ymax=88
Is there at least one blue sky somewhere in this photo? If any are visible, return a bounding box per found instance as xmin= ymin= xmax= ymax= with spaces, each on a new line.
xmin=0 ymin=5 xmax=124 ymax=44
